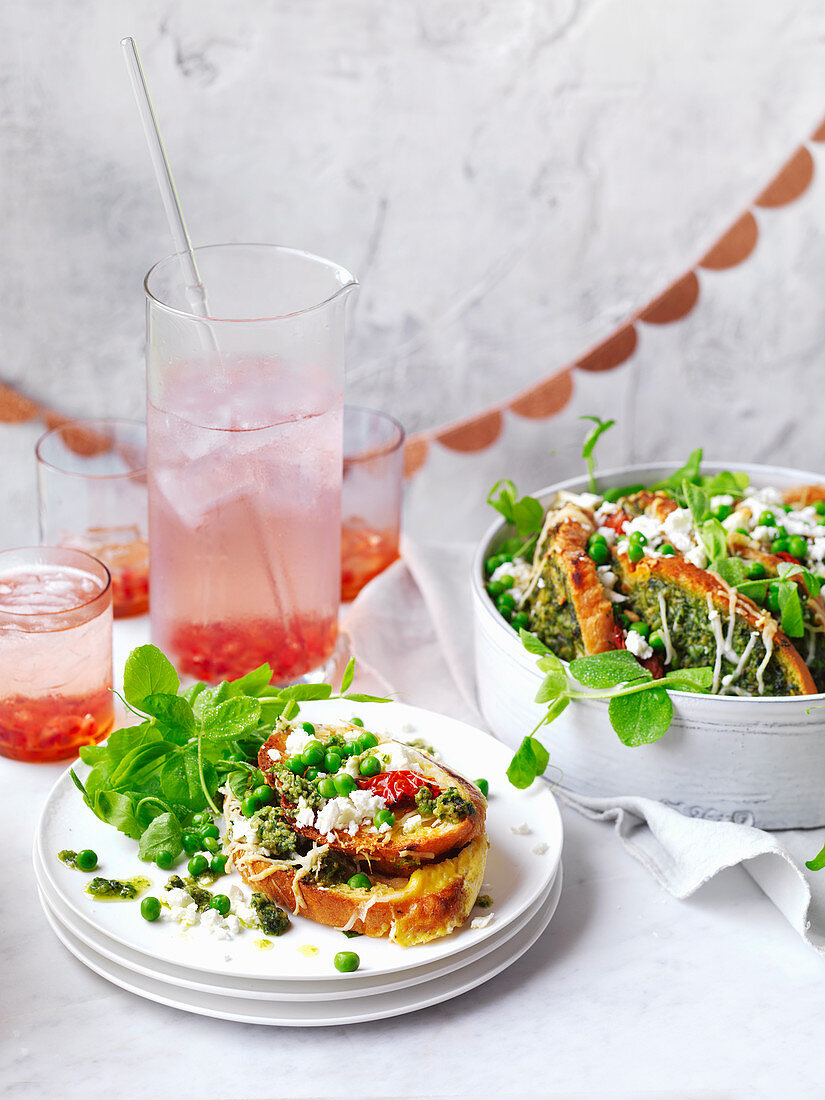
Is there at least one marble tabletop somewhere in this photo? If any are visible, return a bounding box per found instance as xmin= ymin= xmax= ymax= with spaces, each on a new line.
xmin=4 ymin=623 xmax=825 ymax=1099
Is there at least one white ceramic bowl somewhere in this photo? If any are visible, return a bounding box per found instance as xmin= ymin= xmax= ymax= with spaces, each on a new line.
xmin=472 ymin=462 xmax=825 ymax=829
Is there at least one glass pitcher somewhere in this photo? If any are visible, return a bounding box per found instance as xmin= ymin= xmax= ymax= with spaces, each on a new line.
xmin=144 ymin=244 xmax=357 ymax=685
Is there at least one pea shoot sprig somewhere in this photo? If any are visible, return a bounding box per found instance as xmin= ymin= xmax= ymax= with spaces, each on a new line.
xmin=681 ymin=479 xmax=820 ymax=639
xmin=70 ymin=645 xmax=388 ymax=864
xmin=506 ymin=631 xmax=713 ymax=789
xmin=580 ymin=415 xmax=615 ymax=493
xmin=486 ymin=479 xmax=544 ymax=561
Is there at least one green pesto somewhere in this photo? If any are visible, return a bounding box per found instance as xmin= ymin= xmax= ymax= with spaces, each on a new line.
xmin=623 ymin=574 xmax=795 ymax=696
xmin=164 ymin=873 xmax=213 ymax=910
xmin=406 ymin=738 xmax=437 ymax=756
xmin=250 ymin=892 xmax=291 ymax=936
xmin=475 ymin=894 xmax=494 ymax=909
xmin=524 ymin=556 xmax=583 ymax=662
xmin=414 ymin=785 xmax=475 ymax=822
xmin=58 ymin=849 xmax=78 ymax=868
xmin=273 ymin=761 xmax=324 ymax=810
xmin=254 ymin=805 xmax=298 ymax=858
xmin=312 ymin=849 xmax=357 ymax=887
xmin=86 ymin=876 xmax=149 ymax=900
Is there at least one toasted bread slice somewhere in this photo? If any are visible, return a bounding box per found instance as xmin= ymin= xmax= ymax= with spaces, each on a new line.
xmin=612 ymin=549 xmax=817 ymax=696
xmin=782 ymin=484 xmax=825 ymax=508
xmin=522 ymin=502 xmax=618 ymax=659
xmin=224 ymin=791 xmax=488 ymax=946
xmin=258 ymin=721 xmax=486 ymax=874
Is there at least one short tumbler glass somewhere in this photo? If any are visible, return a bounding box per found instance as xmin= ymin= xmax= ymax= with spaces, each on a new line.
xmin=37 ymin=418 xmax=149 ymax=617
xmin=0 ymin=547 xmax=114 ymax=762
xmin=341 ymin=406 xmax=404 ymax=601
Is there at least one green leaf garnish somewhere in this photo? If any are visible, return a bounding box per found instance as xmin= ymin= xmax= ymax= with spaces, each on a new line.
xmin=580 ymin=416 xmax=615 ymax=493
xmin=569 ymin=649 xmax=651 ymax=689
xmin=123 ymin=645 xmax=180 ymax=709
xmin=486 ymin=479 xmax=544 ymax=539
xmin=340 ymin=658 xmax=355 ymax=694
xmin=608 ymin=688 xmax=672 ymax=746
xmin=506 ymin=736 xmax=551 ymax=789
xmin=137 ymin=812 xmax=183 ymax=862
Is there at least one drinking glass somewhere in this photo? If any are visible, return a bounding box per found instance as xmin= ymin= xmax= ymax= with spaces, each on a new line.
xmin=145 ymin=244 xmax=357 ymax=685
xmin=341 ymin=406 xmax=404 ymax=600
xmin=37 ymin=418 xmax=149 ymax=617
xmin=0 ymin=547 xmax=113 ymax=762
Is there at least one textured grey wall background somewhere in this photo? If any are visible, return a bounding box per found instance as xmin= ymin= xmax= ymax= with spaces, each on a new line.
xmin=3 ymin=1 xmax=825 ymax=545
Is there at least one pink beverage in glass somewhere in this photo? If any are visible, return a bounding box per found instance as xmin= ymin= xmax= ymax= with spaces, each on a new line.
xmin=0 ymin=549 xmax=113 ymax=763
xmin=145 ymin=245 xmax=356 ymax=686
xmin=148 ymin=361 xmax=341 ymax=684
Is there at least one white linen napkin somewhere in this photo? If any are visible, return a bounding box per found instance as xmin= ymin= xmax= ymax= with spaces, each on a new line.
xmin=341 ymin=537 xmax=825 ymax=955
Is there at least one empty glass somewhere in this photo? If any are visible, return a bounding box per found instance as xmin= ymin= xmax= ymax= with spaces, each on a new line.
xmin=341 ymin=406 xmax=404 ymax=600
xmin=36 ymin=419 xmax=149 ymax=617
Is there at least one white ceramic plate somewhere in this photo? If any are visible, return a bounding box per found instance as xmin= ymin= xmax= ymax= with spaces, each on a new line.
xmin=38 ymin=866 xmax=563 ymax=1026
xmin=36 ymin=699 xmax=562 ymax=981
xmin=34 ymin=855 xmax=558 ymax=1001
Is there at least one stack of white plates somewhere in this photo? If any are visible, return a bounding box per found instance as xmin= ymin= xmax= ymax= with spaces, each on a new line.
xmin=34 ymin=701 xmax=563 ymax=1026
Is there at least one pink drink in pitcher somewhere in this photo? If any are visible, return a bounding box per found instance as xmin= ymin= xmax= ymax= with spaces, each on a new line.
xmin=0 ymin=551 xmax=113 ymax=762
xmin=147 ymin=360 xmax=341 ymax=685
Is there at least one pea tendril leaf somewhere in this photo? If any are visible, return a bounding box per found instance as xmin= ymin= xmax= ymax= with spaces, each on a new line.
xmin=69 ymin=644 xmax=391 ymax=854
xmin=580 ymin=415 xmax=615 ymax=493
xmin=505 ymin=630 xmax=713 ymax=788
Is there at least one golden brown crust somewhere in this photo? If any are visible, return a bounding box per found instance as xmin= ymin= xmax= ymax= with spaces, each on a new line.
xmin=782 ymin=484 xmax=825 ymax=507
xmin=231 ymin=833 xmax=489 ymax=946
xmin=539 ymin=503 xmax=617 ymax=655
xmin=258 ymin=727 xmax=486 ymax=873
xmin=615 ymin=550 xmax=817 ymax=694
xmin=622 ymin=490 xmax=679 ymax=522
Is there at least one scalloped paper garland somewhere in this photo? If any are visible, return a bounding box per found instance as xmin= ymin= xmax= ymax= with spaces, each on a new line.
xmin=402 ymin=121 xmax=823 ymax=478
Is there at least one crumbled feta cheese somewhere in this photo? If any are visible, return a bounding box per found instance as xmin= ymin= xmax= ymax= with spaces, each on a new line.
xmin=625 ymin=515 xmax=664 ymax=543
xmin=511 ymin=822 xmax=532 ymax=835
xmin=597 ymin=566 xmax=617 ymax=588
xmin=597 ymin=526 xmax=617 ymax=546
xmin=267 ymin=748 xmax=281 ymax=762
xmin=532 ymin=842 xmax=549 ymax=855
xmin=470 ymin=913 xmax=495 ymax=930
xmin=559 ymin=490 xmax=601 ymax=510
xmin=284 ymin=727 xmax=314 ymax=755
xmin=402 ymin=813 xmax=423 ymax=833
xmin=378 ymin=821 xmax=392 ymax=834
xmin=625 ymin=630 xmax=653 ymax=660
xmin=710 ymin=494 xmax=734 ymax=509
xmin=491 ymin=559 xmax=533 ymax=602
xmin=595 ymin=501 xmax=620 ymax=520
xmin=166 ymin=887 xmax=193 ymax=907
xmin=378 ymin=740 xmax=420 ymax=773
xmin=313 ymin=788 xmax=388 ymax=835
xmin=662 ymin=508 xmax=696 ymax=552
xmin=685 ymin=545 xmax=708 ymax=569
xmin=294 ymin=798 xmax=315 ymax=829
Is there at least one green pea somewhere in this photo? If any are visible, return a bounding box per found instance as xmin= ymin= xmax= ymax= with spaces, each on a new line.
xmin=747 ymin=562 xmax=767 ymax=580
xmin=495 ymin=553 xmax=512 ymax=568
xmin=141 ymin=896 xmax=161 ymax=922
xmin=616 ymin=612 xmax=630 ymax=628
xmin=629 ymin=621 xmax=650 ymax=638
xmin=496 ymin=594 xmax=516 ymax=614
xmin=202 ymin=836 xmax=220 ymax=853
xmin=201 ymin=823 xmax=219 ymax=839
xmin=304 ymin=767 xmax=319 ymax=782
xmin=241 ymin=795 xmax=262 ymax=818
xmin=334 ymin=951 xmax=360 ymax=973
xmin=302 ymin=740 xmax=326 ymax=767
xmin=497 ymin=574 xmax=514 ymax=589
xmin=351 ymin=717 xmax=364 ymax=728
xmin=191 ymin=813 xmax=209 ymax=827
xmin=182 ymin=831 xmax=200 ymax=855
xmin=374 ymin=809 xmax=395 ymax=828
xmin=713 ymin=504 xmax=733 ymax=521
xmin=484 ymin=555 xmax=499 ymax=576
xmin=318 ymin=777 xmax=337 ymax=799
xmin=788 ymin=535 xmax=808 ymax=560
xmin=359 ymin=755 xmax=381 ymax=778
xmin=287 ymin=757 xmax=306 ymax=775
xmin=771 ymin=538 xmax=790 ymax=555
xmin=210 ymin=854 xmax=228 ymax=874
xmin=649 ymin=630 xmax=665 ymax=651
xmin=774 ymin=525 xmax=787 ymax=539
xmin=75 ymin=849 xmax=98 ymax=872
xmin=188 ymin=854 xmax=209 ymax=877
xmin=475 ymin=778 xmax=489 ymax=798
xmin=511 ymin=611 xmax=531 ymax=631
xmin=589 ymin=542 xmax=610 ymax=566
xmin=155 ymin=850 xmax=174 ymax=871
xmin=209 ymin=894 xmax=231 ymax=917
xmin=324 ymin=751 xmax=342 ymax=773
xmin=486 ymin=581 xmax=505 ymax=598
xmin=759 ymin=511 xmax=777 ymax=527
xmin=253 ymin=785 xmax=274 ymax=805
xmin=628 ymin=543 xmax=644 ymax=563
xmin=301 ymin=722 xmax=316 ymax=736
xmin=347 ymin=873 xmax=372 ymax=890
xmin=334 ymin=773 xmax=357 ymax=796
xmin=767 ymin=583 xmax=782 ymax=612
xmin=736 ymin=527 xmax=749 ymax=536
xmin=357 ymin=732 xmax=378 ymax=751
xmin=659 ymin=543 xmax=676 ymax=556
xmin=813 ymin=501 xmax=825 ymax=516
xmin=783 ymin=504 xmax=793 ymax=513
xmin=629 ymin=530 xmax=647 ymax=546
